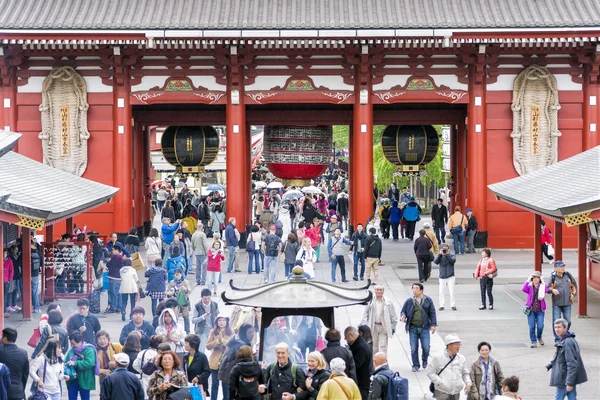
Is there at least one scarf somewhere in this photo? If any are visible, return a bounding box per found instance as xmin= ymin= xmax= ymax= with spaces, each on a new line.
xmin=535 ymin=283 xmax=546 ymax=300
xmin=72 ymin=343 xmax=100 ymax=375
xmin=97 ymin=344 xmax=111 ymax=369
xmin=479 ymin=357 xmax=495 ymax=400
xmin=174 ymin=277 xmax=184 ymax=289
xmin=165 ymin=322 xmax=175 ymax=335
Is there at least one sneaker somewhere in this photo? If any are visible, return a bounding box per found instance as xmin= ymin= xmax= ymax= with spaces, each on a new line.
xmin=342 ymin=280 xmax=349 ymax=283
xmin=452 ymin=307 xmax=457 ymax=311
xmin=439 ymin=307 xmax=445 ymax=311
xmin=531 ymin=342 xmax=538 ymax=348
xmin=422 ymin=362 xmax=428 ymax=369
xmin=479 ymin=305 xmax=486 ymax=310
xmin=4 ymin=312 xmax=10 ymax=317
xmin=14 ymin=305 xmax=22 ymax=311
xmin=6 ymin=306 xmax=15 ymax=312
xmin=34 ymin=308 xmax=41 ymax=314
xmin=539 ymin=339 xmax=545 ymax=346
xmin=360 ymin=276 xmax=365 ymax=280
xmin=489 ymin=305 xmax=494 ymax=310
xmin=121 ymin=312 xmax=126 ymax=322
xmin=411 ymin=367 xmax=419 ymax=372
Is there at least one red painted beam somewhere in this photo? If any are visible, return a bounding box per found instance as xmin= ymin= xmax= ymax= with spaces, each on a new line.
xmin=554 ymin=222 xmax=563 ymax=262
xmin=0 ymin=211 xmax=21 ymax=225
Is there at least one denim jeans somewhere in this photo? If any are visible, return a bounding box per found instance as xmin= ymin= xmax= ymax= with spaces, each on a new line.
xmin=227 ymin=246 xmax=236 ymax=272
xmin=527 ymin=310 xmax=545 ymax=343
xmin=434 ymin=226 xmax=446 ymax=243
xmin=151 ymin=297 xmax=159 ymax=316
xmin=330 ymin=255 xmax=346 ymax=282
xmin=555 ymin=386 xmax=577 ymax=400
xmin=210 ymin=369 xmax=229 ymax=400
xmin=206 ymin=271 xmax=219 ymax=293
xmin=109 ymin=279 xmax=122 ymax=312
xmin=32 ymin=275 xmax=40 ymax=310
xmin=158 ymin=200 xmax=165 ymax=211
xmin=552 ymin=305 xmax=572 ymax=341
xmin=46 ymin=392 xmax=61 ymax=400
xmin=68 ymin=379 xmax=90 ymax=400
xmin=3 ymin=282 xmax=12 ymax=309
xmin=284 ymin=262 xmax=294 ymax=278
xmin=11 ymin=278 xmax=21 ymax=305
xmin=264 ymin=256 xmax=278 ymax=283
xmin=195 ymin=254 xmax=207 ymax=285
xmin=121 ymin=293 xmax=136 ymax=317
xmin=467 ymin=230 xmax=477 ymax=252
xmin=248 ymin=250 xmax=260 ymax=274
xmin=391 ymin=221 xmax=400 ymax=240
xmin=409 ymin=326 xmax=430 ymax=369
xmin=353 ymin=252 xmax=365 ymax=279
xmin=452 ymin=230 xmax=465 ymax=254
xmin=163 ymin=242 xmax=171 ymax=262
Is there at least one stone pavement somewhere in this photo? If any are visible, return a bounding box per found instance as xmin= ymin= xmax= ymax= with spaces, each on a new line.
xmin=5 ymin=216 xmax=600 ymax=399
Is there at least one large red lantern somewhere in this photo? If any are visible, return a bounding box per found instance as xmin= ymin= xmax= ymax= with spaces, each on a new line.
xmin=381 ymin=125 xmax=439 ymax=172
xmin=263 ymin=126 xmax=332 ymax=185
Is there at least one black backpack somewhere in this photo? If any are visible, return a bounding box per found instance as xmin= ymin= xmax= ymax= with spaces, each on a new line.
xmin=265 ymin=235 xmax=279 ymax=257
xmin=382 ymin=207 xmax=391 ymax=220
xmin=238 ymin=375 xmax=259 ymax=398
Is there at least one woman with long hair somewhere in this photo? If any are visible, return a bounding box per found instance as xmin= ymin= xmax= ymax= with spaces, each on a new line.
xmin=122 ymin=331 xmax=142 ymax=374
xmin=474 ymin=248 xmax=498 ymax=310
xmin=146 ymin=350 xmax=188 ymax=400
xmin=145 ymin=228 xmax=163 ymax=268
xmin=211 ymin=206 xmax=226 ymax=237
xmin=29 ymin=339 xmax=69 ymax=400
xmin=206 ymin=315 xmax=235 ymax=400
xmin=124 ymin=227 xmax=141 ymax=255
xmin=161 ymin=200 xmax=175 ymax=221
xmin=228 ymin=345 xmax=265 ymax=400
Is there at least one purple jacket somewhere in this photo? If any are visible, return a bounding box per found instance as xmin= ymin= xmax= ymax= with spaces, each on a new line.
xmin=522 ymin=281 xmax=547 ymax=310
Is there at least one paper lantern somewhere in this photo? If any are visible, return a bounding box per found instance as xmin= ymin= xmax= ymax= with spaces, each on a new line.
xmin=161 ymin=126 xmax=220 ymax=173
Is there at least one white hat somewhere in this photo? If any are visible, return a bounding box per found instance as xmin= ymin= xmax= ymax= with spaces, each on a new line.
xmin=114 ymin=353 xmax=130 ymax=366
xmin=444 ymin=333 xmax=463 ymax=346
xmin=423 ymin=222 xmax=431 ymax=229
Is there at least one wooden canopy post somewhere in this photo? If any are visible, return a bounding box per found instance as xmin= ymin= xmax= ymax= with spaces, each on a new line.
xmin=66 ymin=217 xmax=73 ymax=236
xmin=534 ymin=214 xmax=542 ymax=272
xmin=554 ymin=222 xmax=563 ymax=261
xmin=578 ymin=224 xmax=588 ymax=317
xmin=21 ymin=228 xmax=32 ymax=319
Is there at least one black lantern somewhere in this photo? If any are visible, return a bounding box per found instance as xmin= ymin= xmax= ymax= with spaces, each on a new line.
xmin=381 ymin=125 xmax=439 ymax=171
xmin=161 ymin=126 xmax=220 ymax=173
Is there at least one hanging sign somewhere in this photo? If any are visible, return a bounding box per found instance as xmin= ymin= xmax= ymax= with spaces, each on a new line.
xmin=60 ymin=106 xmax=70 ymax=157
xmin=530 ymin=105 xmax=540 ymax=156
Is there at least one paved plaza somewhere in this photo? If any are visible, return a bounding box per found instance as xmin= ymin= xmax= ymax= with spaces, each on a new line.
xmin=5 ymin=217 xmax=599 ymax=399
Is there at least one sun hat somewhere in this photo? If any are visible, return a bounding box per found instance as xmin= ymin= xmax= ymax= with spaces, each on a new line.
xmin=444 ymin=333 xmax=463 ymax=346
xmin=114 ymin=353 xmax=130 ymax=366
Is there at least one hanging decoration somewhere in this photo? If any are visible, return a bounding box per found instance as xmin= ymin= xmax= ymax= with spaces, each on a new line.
xmin=161 ymin=126 xmax=220 ymax=174
xmin=382 ymin=125 xmax=439 ymax=175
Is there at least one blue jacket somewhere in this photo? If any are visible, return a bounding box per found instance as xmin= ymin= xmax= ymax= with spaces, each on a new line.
xmin=433 ymin=253 xmax=456 ymax=279
xmin=161 ymin=222 xmax=180 ymax=244
xmin=389 ymin=205 xmax=402 ymax=223
xmin=119 ymin=321 xmax=156 ymax=350
xmin=106 ymin=240 xmax=130 ymax=258
xmin=166 ymin=255 xmax=186 ymax=282
xmin=144 ymin=266 xmax=167 ymax=293
xmin=224 ymin=223 xmax=239 ymax=247
xmin=400 ymin=295 xmax=437 ymax=332
xmin=0 ymin=362 xmax=10 ymax=400
xmin=402 ymin=201 xmax=422 ymax=222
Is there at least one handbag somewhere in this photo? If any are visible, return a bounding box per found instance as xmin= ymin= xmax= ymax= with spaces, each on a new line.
xmin=168 ymin=387 xmax=192 ymax=400
xmin=547 ymin=244 xmax=555 ymax=257
xmin=429 ymin=355 xmax=455 ymax=393
xmin=189 ymin=385 xmax=203 ymax=400
xmin=102 ymin=271 xmax=110 ymax=291
xmin=138 ymin=283 xmax=146 ymax=299
xmin=177 ymin=290 xmax=189 ymax=307
xmin=316 ymin=336 xmax=326 ymax=351
xmin=450 ymin=216 xmax=464 ymax=234
xmin=28 ymin=360 xmax=47 ymax=400
xmin=64 ymin=362 xmax=77 ymax=381
xmin=523 ymin=305 xmax=532 ymax=315
xmin=27 ymin=328 xmax=41 ymax=348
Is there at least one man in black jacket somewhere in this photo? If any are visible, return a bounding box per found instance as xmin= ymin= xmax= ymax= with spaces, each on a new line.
xmin=364 ymin=228 xmax=383 ymax=283
xmin=263 ymin=342 xmax=306 ymax=400
xmin=336 ymin=192 xmax=349 ymax=230
xmin=433 ymin=244 xmax=457 ymax=311
xmin=320 ymin=329 xmax=357 ymax=381
xmin=100 ymin=353 xmax=144 ymax=400
xmin=351 ymin=224 xmax=367 ymax=281
xmin=466 ymin=208 xmax=479 ymax=253
xmin=413 ymin=229 xmax=432 ymax=283
xmin=345 ymin=326 xmax=373 ymax=400
xmin=431 ymin=198 xmax=448 ymax=244
xmin=0 ymin=328 xmax=29 ymax=400
xmin=369 ymin=352 xmax=391 ymax=400
xmin=66 ymin=297 xmax=102 ymax=345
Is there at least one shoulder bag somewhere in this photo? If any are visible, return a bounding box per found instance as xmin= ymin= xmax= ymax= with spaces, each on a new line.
xmin=429 ymin=355 xmax=456 ymax=393
xmin=450 ymin=216 xmax=464 ymax=235
xmin=28 ymin=360 xmax=47 ymax=400
xmin=332 ymin=378 xmax=351 ymax=400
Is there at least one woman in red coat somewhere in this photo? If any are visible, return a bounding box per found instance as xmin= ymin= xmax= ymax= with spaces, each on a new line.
xmin=206 ymin=241 xmax=225 ymax=295
xmin=474 ymin=248 xmax=498 ymax=310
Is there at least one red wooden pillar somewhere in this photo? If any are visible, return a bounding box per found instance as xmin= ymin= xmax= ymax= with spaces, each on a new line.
xmin=554 ymin=222 xmax=563 ymax=261
xmin=225 ymin=52 xmax=248 ymax=227
xmin=113 ymin=72 xmax=133 ymax=232
xmin=44 ymin=224 xmax=55 ymax=302
xmin=244 ymin=125 xmax=252 ymax=226
xmin=21 ymin=228 xmax=32 ymax=319
xmin=0 ymin=223 xmax=4 ymax=330
xmin=449 ymin=125 xmax=458 ymax=213
xmin=351 ymin=63 xmax=374 ymax=228
xmin=348 ymin=125 xmax=355 ymax=226
xmin=534 ymin=215 xmax=542 ymax=272
xmin=66 ymin=218 xmax=73 ymax=236
xmin=45 ymin=224 xmax=54 ymax=243
xmin=467 ymin=62 xmax=488 ymax=246
xmin=583 ymin=68 xmax=596 ymax=151
xmin=578 ymin=224 xmax=588 ymax=317
xmin=456 ymin=122 xmax=467 ymax=210
xmin=133 ymin=123 xmax=144 ymax=228
xmin=142 ymin=126 xmax=152 ymax=224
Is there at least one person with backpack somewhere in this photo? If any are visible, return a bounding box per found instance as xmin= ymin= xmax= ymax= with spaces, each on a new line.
xmin=262 ymin=342 xmax=306 ymax=400
xmin=166 ymin=246 xmax=186 ymax=282
xmin=364 ymin=228 xmax=383 ymax=283
xmin=262 ymin=225 xmax=283 ymax=284
xmin=145 ymin=259 xmax=167 ymax=317
xmin=229 ymin=345 xmax=265 ymax=400
xmin=547 ymin=260 xmax=578 ymax=343
xmin=402 ymin=197 xmax=422 ymax=241
xmin=246 ymin=225 xmax=262 ymax=275
xmin=369 ymin=352 xmax=409 ymax=400
xmin=124 ymin=228 xmax=141 ymax=255
xmin=447 ymin=207 xmax=467 ymax=256
xmin=282 ymin=233 xmax=300 ymax=278
xmin=219 ymin=325 xmax=257 ymax=399
xmin=378 ymin=200 xmax=391 ymax=240
xmin=167 ymin=269 xmax=191 ymax=334
xmin=132 ymin=338 xmax=168 ymax=399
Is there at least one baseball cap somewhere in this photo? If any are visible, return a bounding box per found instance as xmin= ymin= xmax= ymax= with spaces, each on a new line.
xmin=114 ymin=353 xmax=130 ymax=366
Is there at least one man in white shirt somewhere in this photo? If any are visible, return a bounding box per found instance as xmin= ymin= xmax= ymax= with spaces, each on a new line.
xmin=361 ymin=285 xmax=398 ymax=354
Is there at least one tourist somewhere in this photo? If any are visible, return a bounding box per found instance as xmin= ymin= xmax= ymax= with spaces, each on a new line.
xmin=161 ymin=200 xmax=175 ymax=221
xmin=400 ymin=283 xmax=437 ymax=372
xmin=358 ymin=325 xmax=373 ymax=354
xmin=192 ymin=222 xmax=210 ymax=285
xmin=389 ymin=200 xmax=402 ymax=241
xmin=414 ymin=229 xmax=433 ymax=283
xmin=124 ymin=227 xmax=141 ymax=255
xmin=3 ymin=249 xmax=15 ymax=315
xmin=344 ymin=326 xmax=373 ymax=399
xmin=65 ymin=331 xmax=99 ymax=400
xmin=325 ymin=215 xmax=342 ymax=239
xmin=31 ymin=237 xmax=42 ymax=310
xmin=547 ymin=318 xmax=587 ymax=399
xmin=337 ymin=192 xmax=349 ymax=230
xmin=166 ymin=246 xmax=186 ymax=282
xmin=167 ymin=269 xmax=191 ymax=334
xmin=541 ymin=220 xmax=554 ymax=263
xmin=66 ymin=297 xmax=102 ymax=345
xmin=147 ymin=350 xmax=188 ymax=400
xmin=100 ymin=353 xmax=144 ymax=400
xmin=547 ymin=260 xmax=578 ymax=343
xmin=145 ymin=228 xmax=163 ymax=268
xmin=403 ymin=197 xmax=422 ymax=241
xmin=295 ymin=238 xmax=316 ymax=278
xmin=262 ymin=225 xmax=282 ymax=283
xmin=368 ymin=352 xmax=394 ymax=400
xmin=105 ymin=244 xmax=124 ymax=314
xmin=282 ymin=233 xmax=300 ymax=278
xmin=228 ymin=345 xmax=266 ymax=400
xmin=448 ymin=206 xmax=467 ymax=255
xmin=494 ymin=376 xmax=522 ymax=400
xmin=350 ymin=223 xmax=367 ymax=281
xmin=364 ymin=227 xmax=382 ymax=283
xmin=0 ymin=328 xmax=29 ymax=400
xmin=206 ymin=315 xmax=234 ymax=400
xmin=192 ymin=288 xmax=220 ymax=353
xmin=96 ymin=330 xmax=123 ymax=383
xmin=361 ymin=285 xmax=397 ymax=355
xmin=246 ymin=225 xmax=262 ymax=275
xmin=122 ymin=332 xmax=142 ymax=374
xmin=426 ymin=334 xmax=471 ymax=400
xmin=106 ymin=232 xmax=130 ymax=258
xmin=206 ymin=241 xmax=225 ymax=295
xmin=293 ymin=351 xmax=330 ymax=400
xmin=218 ymin=324 xmax=256 ymax=399
xmin=434 ymin=244 xmax=457 ymax=311
xmin=224 ymin=217 xmax=240 ymax=273
xmin=120 ymin=258 xmax=140 ymax=321
xmin=263 ymin=342 xmax=307 ymax=400
xmin=156 ymin=186 xmax=168 ymax=211
xmin=145 ymin=259 xmax=167 ymax=316
xmin=169 ymin=233 xmax=185 ymax=264
xmin=8 ymin=245 xmax=22 ymax=311
xmin=320 ymin=329 xmax=357 ymax=381
xmin=521 ymin=271 xmax=547 ymax=347
xmin=315 ymin=357 xmax=361 ymax=400
xmin=161 ymin=217 xmax=180 ymax=261
xmin=431 ymin=198 xmax=448 ymax=244
xmin=155 ymin=309 xmax=185 ymax=353
xmin=468 ymin=342 xmax=504 ymax=400
xmin=327 ymin=228 xmax=350 ymax=283
xmin=29 ymin=339 xmax=68 ymax=400
xmin=399 ymin=187 xmax=412 ymax=204
xmin=424 ymin=223 xmax=439 ymax=254
xmin=132 ymin=337 xmax=167 ymax=397
xmin=378 ymin=200 xmax=391 ymax=239
xmin=474 ymin=248 xmax=497 ymax=310
xmin=31 ymin=309 xmax=69 ymax=359
xmin=183 ymin=334 xmax=210 ymax=391
xmin=466 ymin=209 xmax=478 ymax=253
